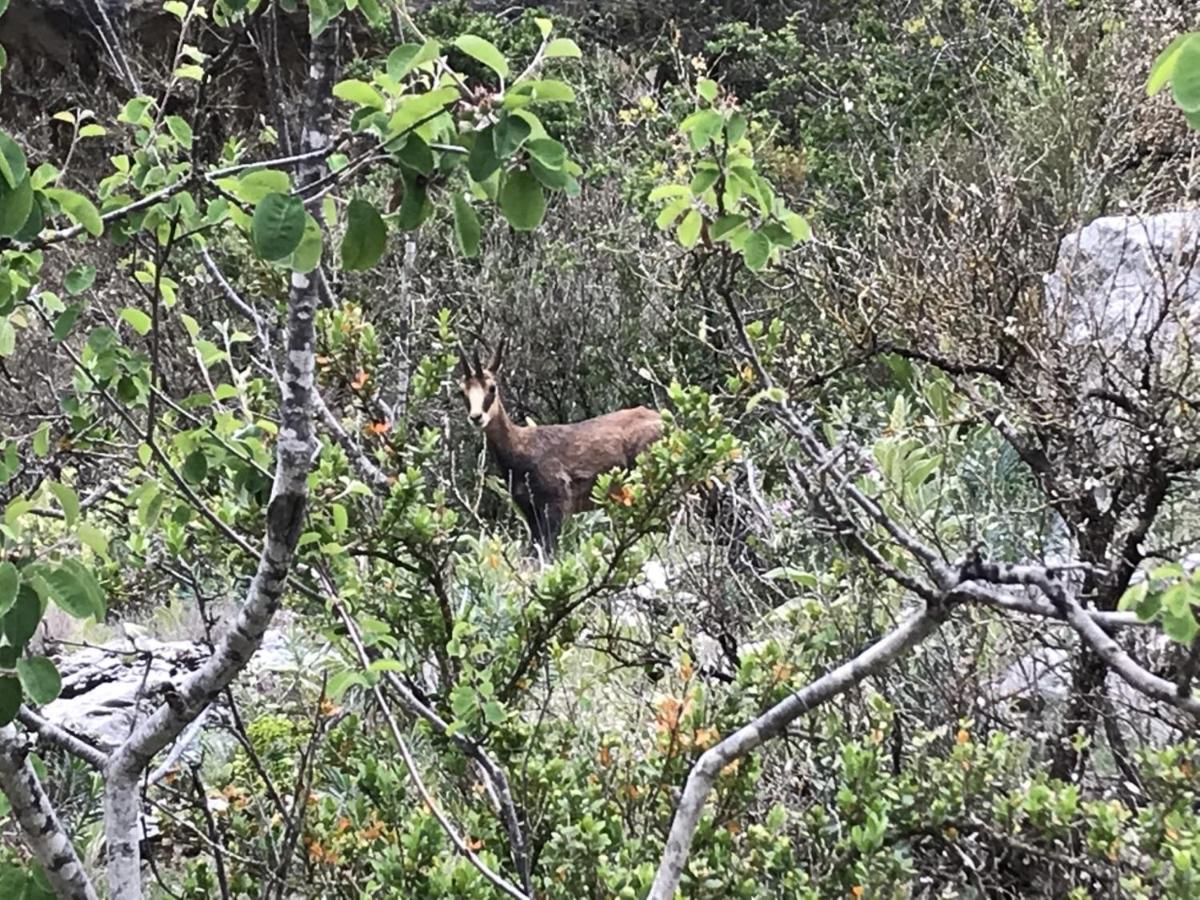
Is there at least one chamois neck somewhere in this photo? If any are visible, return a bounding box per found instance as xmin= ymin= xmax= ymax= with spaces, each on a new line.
xmin=483 ymin=397 xmax=522 ymax=463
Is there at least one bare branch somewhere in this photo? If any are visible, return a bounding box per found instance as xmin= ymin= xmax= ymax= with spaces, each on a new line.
xmin=0 ymin=725 xmax=99 ymax=900
xmin=647 ymin=602 xmax=949 ymax=900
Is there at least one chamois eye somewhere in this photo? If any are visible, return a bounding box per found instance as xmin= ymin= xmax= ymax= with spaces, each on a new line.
xmin=486 ymin=384 xmax=496 ymax=398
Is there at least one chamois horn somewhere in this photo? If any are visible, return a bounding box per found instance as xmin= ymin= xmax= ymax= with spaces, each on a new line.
xmin=457 ymin=344 xmax=474 ymax=377
xmin=489 ymin=336 xmax=507 ymax=372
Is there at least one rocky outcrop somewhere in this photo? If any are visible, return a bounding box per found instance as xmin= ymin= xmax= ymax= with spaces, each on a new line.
xmin=1045 ymin=210 xmax=1200 ymax=352
xmin=37 ymin=622 xmax=326 ymax=754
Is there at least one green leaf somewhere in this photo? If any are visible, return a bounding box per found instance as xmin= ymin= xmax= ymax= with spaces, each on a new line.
xmin=468 ymin=127 xmax=501 ymax=182
xmin=332 ymin=503 xmax=348 ymax=534
xmin=3 ymin=585 xmax=41 ymax=647
xmin=236 ymin=169 xmax=291 ymax=203
xmin=0 ymin=317 xmax=12 ymax=357
xmin=742 ymin=230 xmax=771 ymax=270
xmin=333 ymin=79 xmax=385 ymax=110
xmin=0 ymin=562 xmax=17 ymax=616
xmin=44 ymin=188 xmax=103 ymax=236
xmin=165 ymin=115 xmax=194 ymax=149
xmin=482 ymin=700 xmax=506 ymax=724
xmin=0 ymin=131 xmax=27 ymax=190
xmin=52 ymin=305 xmax=81 ymax=342
xmin=395 ymin=134 xmax=434 ymax=175
xmin=47 ymin=483 xmax=79 ymax=526
xmin=251 ymin=192 xmax=305 ymax=261
xmin=341 ymin=199 xmax=387 ymax=271
xmin=525 ymin=137 xmax=565 ymax=170
xmin=450 ymin=683 xmax=476 ymax=718
xmin=493 ymin=115 xmax=532 ymax=158
xmin=16 ymin=657 xmax=60 ymax=705
xmin=785 ymin=212 xmax=812 ymax=242
xmin=513 ymin=79 xmax=575 ymax=104
xmin=0 ymin=677 xmax=19 ymax=726
xmin=387 ymin=40 xmax=441 ymax=81
xmin=46 ymin=561 xmax=104 ymax=620
xmin=711 ymin=214 xmax=747 ymax=240
xmin=452 ymin=193 xmax=481 ymax=258
xmin=288 ymin=213 xmax=322 ymax=274
xmin=1148 ymin=32 xmax=1197 ymax=96
xmin=655 ymin=196 xmax=691 ymax=230
xmin=697 ymin=78 xmax=718 ymax=102
xmin=65 ymin=265 xmax=96 ymax=295
xmin=1171 ymin=36 xmax=1200 ymax=112
xmin=120 ymin=307 xmax=152 ymax=335
xmin=453 ymin=35 xmax=509 ymax=79
xmin=327 ymin=670 xmax=368 ymax=700
xmin=395 ymin=176 xmax=430 ymax=231
xmin=1118 ymin=580 xmax=1148 ymax=612
xmin=118 ymin=96 xmax=154 ymax=127
xmin=676 ymin=209 xmax=702 ymax=248
xmin=529 ymin=158 xmax=570 ymax=190
xmin=181 ymin=450 xmax=208 ymax=484
xmin=689 ymin=169 xmax=718 ymax=195
xmin=77 ymin=521 xmax=109 ymax=559
xmin=498 ymin=170 xmax=546 ymax=231
xmin=544 ymin=37 xmax=581 ymax=59
xmin=1163 ymin=608 xmax=1199 ymax=644
xmin=726 ymin=113 xmax=748 ymax=144
xmin=0 ymin=174 xmax=32 ymax=238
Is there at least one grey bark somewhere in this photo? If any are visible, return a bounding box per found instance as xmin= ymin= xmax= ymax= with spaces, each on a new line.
xmin=99 ymin=25 xmax=339 ymax=900
xmin=0 ymin=724 xmax=100 ymax=900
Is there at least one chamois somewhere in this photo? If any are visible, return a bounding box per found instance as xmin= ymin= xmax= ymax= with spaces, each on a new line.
xmin=458 ymin=339 xmax=663 ymax=553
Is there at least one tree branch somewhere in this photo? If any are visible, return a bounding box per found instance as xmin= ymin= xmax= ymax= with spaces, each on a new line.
xmin=99 ymin=24 xmax=340 ymax=900
xmin=647 ymin=602 xmax=949 ymax=900
xmin=0 ymin=725 xmax=100 ymax=900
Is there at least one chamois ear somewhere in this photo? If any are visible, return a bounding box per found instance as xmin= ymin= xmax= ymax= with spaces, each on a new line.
xmin=489 ymin=336 xmax=506 ymax=373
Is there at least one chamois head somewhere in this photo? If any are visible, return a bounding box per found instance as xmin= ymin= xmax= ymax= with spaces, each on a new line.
xmin=458 ymin=337 xmax=506 ymax=429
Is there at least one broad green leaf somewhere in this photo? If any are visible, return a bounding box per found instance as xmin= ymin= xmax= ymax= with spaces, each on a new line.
xmin=450 ymin=683 xmax=475 ymax=718
xmin=0 ymin=677 xmax=18 ymax=726
xmin=341 ymin=199 xmax=387 ymax=271
xmin=535 ymin=17 xmax=552 ymax=38
xmin=47 ymin=483 xmax=79 ymax=526
xmin=0 ymin=131 xmax=27 ymax=190
xmin=395 ymin=134 xmax=434 ymax=175
xmin=1118 ymin=580 xmax=1148 ymax=612
xmin=676 ymin=209 xmax=702 ymax=248
xmin=493 ymin=115 xmax=532 ymax=158
xmin=52 ymin=305 xmax=81 ymax=342
xmin=120 ymin=307 xmax=153 ymax=335
xmin=689 ymin=169 xmax=718 ymax=195
xmin=251 ymin=192 xmax=305 ymax=261
xmin=711 ymin=214 xmax=747 ymax=240
xmin=468 ymin=127 xmax=501 ymax=182
xmin=387 ymin=40 xmax=441 ymax=81
xmin=0 ymin=174 xmax=32 ymax=238
xmin=181 ymin=450 xmax=208 ymax=484
xmin=77 ymin=521 xmax=109 ymax=559
xmin=165 ymin=115 xmax=193 ymax=149
xmin=333 ymin=79 xmax=385 ymax=109
xmin=525 ymin=137 xmax=565 ymax=170
xmin=289 ymin=213 xmax=323 ymax=274
xmin=16 ymin=657 xmax=60 ymax=705
xmin=482 ymin=700 xmax=506 ymax=724
xmin=697 ymin=79 xmax=718 ymax=102
xmin=1148 ymin=32 xmax=1196 ymax=95
xmin=386 ymin=87 xmax=459 ymax=135
xmin=454 ymin=34 xmax=509 ymax=79
xmin=648 ymin=184 xmax=689 ymax=202
xmin=0 ymin=316 xmax=13 ymax=357
xmin=395 ymin=176 xmax=431 ymax=231
xmin=498 ymin=170 xmax=546 ymax=231
xmin=327 ymin=670 xmax=368 ymax=700
xmin=742 ymin=230 xmax=771 ymax=270
xmin=44 ymin=188 xmax=103 ymax=236
xmin=236 ymin=169 xmax=291 ymax=203
xmin=1172 ymin=36 xmax=1200 ymax=112
xmin=0 ymin=562 xmax=17 ymax=616
xmin=1163 ymin=608 xmax=1199 ymax=644
xmin=529 ymin=158 xmax=570 ymax=191
xmin=452 ymin=193 xmax=481 ymax=258
xmin=49 ymin=560 xmax=104 ymax=620
xmin=785 ymin=212 xmax=812 ymax=242
xmin=331 ymin=503 xmax=348 ymax=535
xmin=544 ymin=37 xmax=581 ymax=59
xmin=655 ymin=197 xmax=690 ymax=230
xmin=65 ymin=266 xmax=96 ymax=295
xmin=118 ymin=96 xmax=154 ymax=127
xmin=3 ymin=585 xmax=41 ymax=646
xmin=726 ymin=113 xmax=748 ymax=144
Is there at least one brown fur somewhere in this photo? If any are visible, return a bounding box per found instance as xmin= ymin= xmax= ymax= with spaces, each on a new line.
xmin=459 ymin=341 xmax=663 ymax=552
